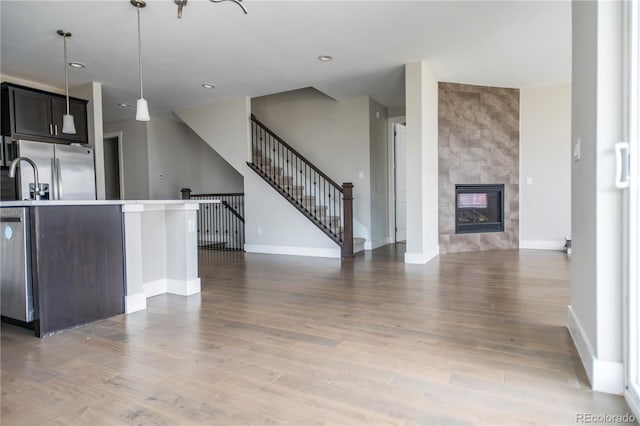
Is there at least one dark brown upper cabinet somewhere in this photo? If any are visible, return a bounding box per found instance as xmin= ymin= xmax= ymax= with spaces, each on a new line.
xmin=1 ymin=83 xmax=89 ymax=144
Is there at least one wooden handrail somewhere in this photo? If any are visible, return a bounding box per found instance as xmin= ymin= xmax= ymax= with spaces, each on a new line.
xmin=251 ymin=114 xmax=343 ymax=192
xmin=181 ymin=188 xmax=245 ymax=199
xmin=221 ymin=200 xmax=245 ymax=223
xmin=190 ymin=192 xmax=245 ymax=197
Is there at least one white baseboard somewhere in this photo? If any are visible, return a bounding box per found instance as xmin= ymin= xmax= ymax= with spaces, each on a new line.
xmin=626 ymin=388 xmax=640 ymax=419
xmin=144 ymin=279 xmax=168 ymax=298
xmin=167 ymin=278 xmax=201 ymax=296
xmin=567 ymin=305 xmax=624 ymax=394
xmin=520 ymin=239 xmax=564 ymax=250
xmin=124 ymin=293 xmax=147 ymax=313
xmin=244 ymin=244 xmax=341 ymax=258
xmin=404 ymin=245 xmax=439 ymax=264
xmin=365 ymin=237 xmax=391 ymax=251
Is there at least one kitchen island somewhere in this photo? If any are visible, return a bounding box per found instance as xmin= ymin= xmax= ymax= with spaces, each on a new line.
xmin=0 ymin=200 xmax=200 ymax=337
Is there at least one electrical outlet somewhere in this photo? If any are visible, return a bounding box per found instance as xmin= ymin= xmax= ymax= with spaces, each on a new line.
xmin=573 ymin=138 xmax=581 ymax=162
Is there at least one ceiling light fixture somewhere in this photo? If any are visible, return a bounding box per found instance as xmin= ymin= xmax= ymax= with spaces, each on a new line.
xmin=131 ymin=0 xmax=150 ymax=121
xmin=201 ymin=83 xmax=215 ymax=89
xmin=57 ymin=30 xmax=77 ymax=134
xmin=174 ymin=0 xmax=247 ymax=19
xmin=68 ymin=61 xmax=86 ymax=69
xmin=118 ymin=103 xmax=131 ymax=107
xmin=318 ymin=55 xmax=333 ymax=62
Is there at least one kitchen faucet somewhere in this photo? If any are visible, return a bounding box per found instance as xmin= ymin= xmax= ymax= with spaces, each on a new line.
xmin=8 ymin=157 xmax=44 ymax=200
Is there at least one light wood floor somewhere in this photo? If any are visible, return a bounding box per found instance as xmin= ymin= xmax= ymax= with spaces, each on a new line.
xmin=1 ymin=245 xmax=632 ymax=425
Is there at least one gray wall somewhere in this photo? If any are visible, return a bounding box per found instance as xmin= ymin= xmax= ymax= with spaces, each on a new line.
xmin=569 ymin=0 xmax=624 ymax=393
xmin=519 ymin=83 xmax=571 ymax=248
xmin=438 ymin=82 xmax=520 ymax=254
xmin=570 ymin=0 xmax=600 ymax=365
xmin=369 ymin=98 xmax=390 ymax=247
xmin=176 ymin=97 xmax=341 ymax=256
xmin=404 ymin=61 xmax=439 ymax=264
xmin=104 ymin=119 xmax=150 ymax=199
xmin=146 ymin=115 xmax=243 ymax=199
xmin=251 ymin=88 xmax=373 ymax=242
xmin=104 ymin=115 xmax=243 ymax=200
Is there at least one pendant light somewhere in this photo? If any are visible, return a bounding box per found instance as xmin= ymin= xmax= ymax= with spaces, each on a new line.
xmin=57 ymin=30 xmax=77 ymax=134
xmin=131 ymin=0 xmax=150 ymax=121
xmin=173 ymin=0 xmax=247 ymax=19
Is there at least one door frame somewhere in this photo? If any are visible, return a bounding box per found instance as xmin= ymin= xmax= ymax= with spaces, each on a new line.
xmin=387 ymin=116 xmax=406 ymax=244
xmin=625 ymin=0 xmax=640 ymax=417
xmin=103 ymin=131 xmax=125 ymax=200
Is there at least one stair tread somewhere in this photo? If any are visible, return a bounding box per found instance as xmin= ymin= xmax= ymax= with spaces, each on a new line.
xmin=248 ymin=133 xmax=351 ymax=253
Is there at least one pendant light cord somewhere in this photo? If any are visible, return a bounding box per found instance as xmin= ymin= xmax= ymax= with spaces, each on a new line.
xmin=63 ymin=35 xmax=70 ymax=114
xmin=137 ymin=6 xmax=144 ymax=99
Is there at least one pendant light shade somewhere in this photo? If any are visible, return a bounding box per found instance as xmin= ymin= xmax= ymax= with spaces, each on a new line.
xmin=132 ymin=0 xmax=150 ymax=122
xmin=136 ymin=98 xmax=150 ymax=121
xmin=57 ymin=30 xmax=77 ymax=134
xmin=62 ymin=114 xmax=76 ymax=134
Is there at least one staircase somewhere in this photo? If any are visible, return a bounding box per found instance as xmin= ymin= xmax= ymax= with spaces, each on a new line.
xmin=248 ymin=114 xmax=355 ymax=258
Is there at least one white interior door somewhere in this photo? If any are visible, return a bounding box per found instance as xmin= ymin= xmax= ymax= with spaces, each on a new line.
xmin=626 ymin=0 xmax=640 ymax=417
xmin=395 ymin=123 xmax=407 ymax=242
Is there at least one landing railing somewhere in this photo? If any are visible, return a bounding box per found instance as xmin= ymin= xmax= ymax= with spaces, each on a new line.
xmin=248 ymin=114 xmax=353 ymax=257
xmin=181 ymin=189 xmax=245 ymax=251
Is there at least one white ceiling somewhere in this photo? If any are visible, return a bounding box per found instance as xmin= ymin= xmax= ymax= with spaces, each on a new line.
xmin=0 ymin=0 xmax=571 ymax=122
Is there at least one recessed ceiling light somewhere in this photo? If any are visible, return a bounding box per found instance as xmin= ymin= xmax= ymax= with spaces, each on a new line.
xmin=318 ymin=55 xmax=333 ymax=62
xmin=68 ymin=61 xmax=86 ymax=68
xmin=118 ymin=103 xmax=131 ymax=107
xmin=202 ymin=83 xmax=215 ymax=89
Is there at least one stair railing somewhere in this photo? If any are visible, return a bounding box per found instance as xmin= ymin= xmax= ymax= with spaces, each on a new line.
xmin=248 ymin=114 xmax=354 ymax=257
xmin=181 ymin=189 xmax=245 ymax=251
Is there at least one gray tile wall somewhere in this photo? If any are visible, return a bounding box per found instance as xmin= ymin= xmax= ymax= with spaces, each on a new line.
xmin=438 ymin=82 xmax=520 ymax=253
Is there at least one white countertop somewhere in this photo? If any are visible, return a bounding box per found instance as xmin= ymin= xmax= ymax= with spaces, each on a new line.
xmin=0 ymin=199 xmax=202 ymax=208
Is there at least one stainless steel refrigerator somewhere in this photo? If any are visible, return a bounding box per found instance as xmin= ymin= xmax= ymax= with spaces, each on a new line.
xmin=13 ymin=139 xmax=96 ymax=200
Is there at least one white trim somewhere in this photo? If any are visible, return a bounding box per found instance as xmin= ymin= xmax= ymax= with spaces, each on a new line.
xmin=122 ymin=204 xmax=144 ymax=213
xmin=142 ymin=278 xmax=201 ymax=298
xmin=568 ymin=305 xmax=624 ymax=394
xmin=388 ymin=116 xmax=406 ymax=244
xmin=404 ymin=246 xmax=439 ymax=264
xmin=244 ymin=244 xmax=341 ymax=258
xmin=144 ymin=279 xmax=168 ymax=298
xmin=568 ymin=305 xmax=596 ymax=386
xmin=365 ymin=237 xmax=391 ymax=251
xmin=626 ymin=384 xmax=640 ymax=418
xmin=145 ymin=203 xmax=200 ymax=212
xmin=124 ymin=293 xmax=147 ymax=313
xmin=625 ymin=0 xmax=640 ymax=414
xmin=593 ymin=359 xmax=624 ymax=395
xmin=167 ymin=278 xmax=201 ymax=296
xmin=519 ymin=240 xmax=564 ymax=250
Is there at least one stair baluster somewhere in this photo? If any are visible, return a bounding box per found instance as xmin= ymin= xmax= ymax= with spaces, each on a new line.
xmin=248 ymin=114 xmax=354 ymax=258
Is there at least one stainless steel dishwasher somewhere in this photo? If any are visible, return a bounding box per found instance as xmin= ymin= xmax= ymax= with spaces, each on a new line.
xmin=1 ymin=207 xmax=34 ymax=323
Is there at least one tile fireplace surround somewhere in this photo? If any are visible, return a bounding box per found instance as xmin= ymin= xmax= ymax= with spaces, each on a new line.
xmin=438 ymin=82 xmax=520 ymax=254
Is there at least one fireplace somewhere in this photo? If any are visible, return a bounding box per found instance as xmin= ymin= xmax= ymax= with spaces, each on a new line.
xmin=455 ymin=184 xmax=504 ymax=234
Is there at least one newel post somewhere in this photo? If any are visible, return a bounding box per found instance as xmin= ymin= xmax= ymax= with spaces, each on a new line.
xmin=342 ymin=182 xmax=354 ymax=258
xmin=181 ymin=188 xmax=192 ymax=200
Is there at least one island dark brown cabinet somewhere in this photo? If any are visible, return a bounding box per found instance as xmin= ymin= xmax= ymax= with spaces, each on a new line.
xmin=1 ymin=204 xmax=125 ymax=337
xmin=30 ymin=205 xmax=125 ymax=337
xmin=1 ymin=83 xmax=88 ymax=144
